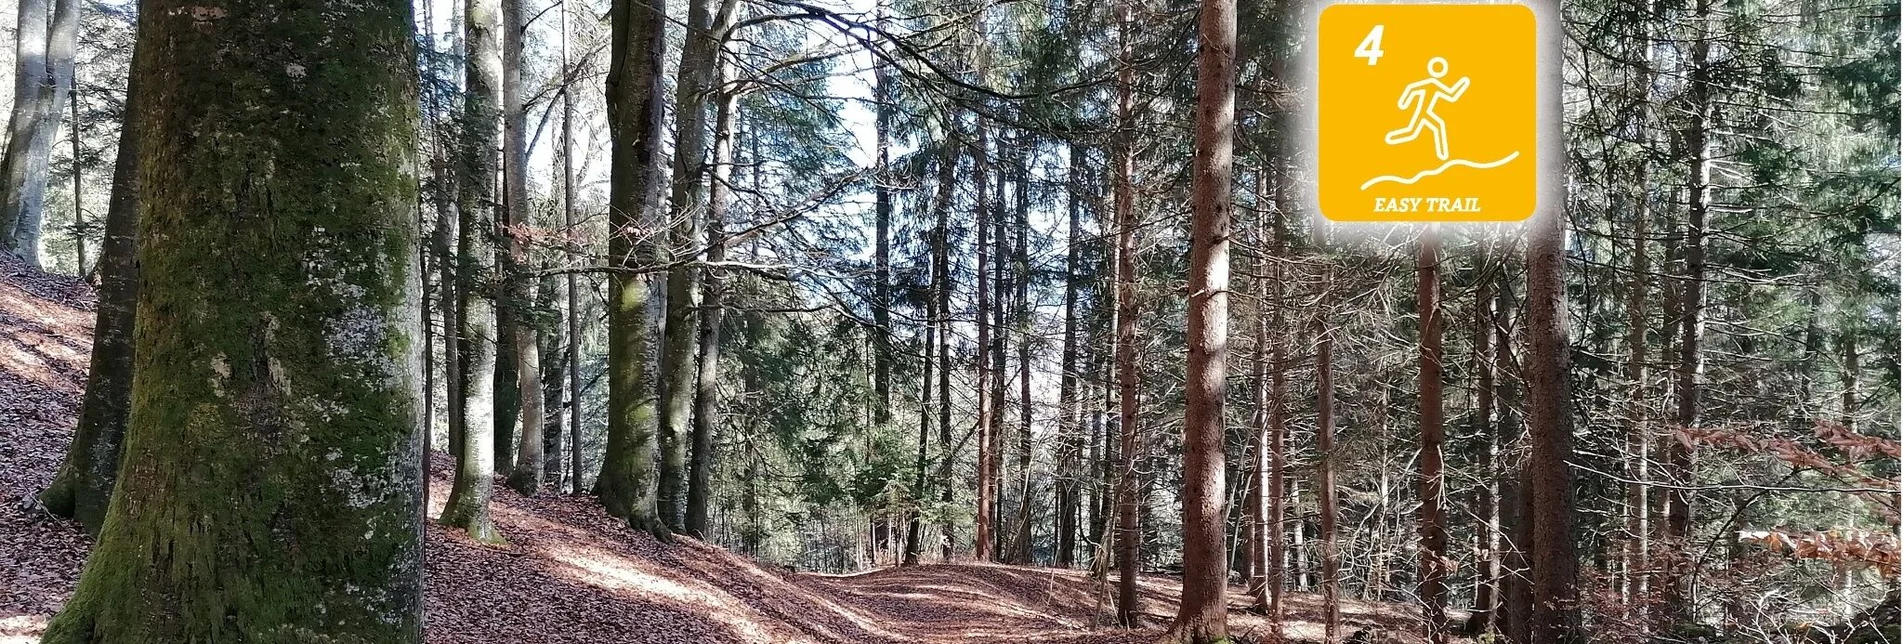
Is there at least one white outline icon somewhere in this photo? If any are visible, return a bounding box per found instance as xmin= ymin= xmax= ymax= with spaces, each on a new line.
xmin=1383 ymin=56 xmax=1468 ymax=160
xmin=1361 ymin=55 xmax=1521 ymax=191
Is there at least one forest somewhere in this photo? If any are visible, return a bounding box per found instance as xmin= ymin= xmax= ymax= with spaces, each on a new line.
xmin=0 ymin=0 xmax=1894 ymax=637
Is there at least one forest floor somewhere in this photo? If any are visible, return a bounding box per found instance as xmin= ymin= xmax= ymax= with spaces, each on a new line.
xmin=0 ymin=258 xmax=1449 ymax=643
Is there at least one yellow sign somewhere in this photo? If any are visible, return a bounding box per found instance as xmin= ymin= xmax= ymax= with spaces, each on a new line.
xmin=1316 ymin=3 xmax=1537 ymax=222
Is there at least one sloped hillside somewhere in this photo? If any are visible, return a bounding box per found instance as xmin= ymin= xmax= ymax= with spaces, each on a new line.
xmin=0 ymin=261 xmax=1440 ymax=644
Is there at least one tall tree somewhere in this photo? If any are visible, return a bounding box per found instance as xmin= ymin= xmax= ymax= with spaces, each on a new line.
xmin=686 ymin=54 xmax=736 ymax=537
xmin=441 ymin=0 xmax=505 ymax=543
xmin=1527 ymin=121 xmax=1583 ymax=644
xmin=38 ymin=0 xmax=424 ymax=634
xmin=1111 ymin=0 xmax=1141 ymax=622
xmin=1469 ymin=260 xmax=1500 ymax=634
xmin=658 ymin=0 xmax=735 ymax=532
xmin=1662 ymin=0 xmax=1715 ymax=622
xmin=973 ymin=111 xmax=996 ymax=562
xmin=0 ymin=0 xmax=75 ymax=265
xmin=1054 ymin=141 xmax=1084 ymax=568
xmin=1162 ymin=0 xmax=1236 ymax=633
xmin=1008 ymin=147 xmax=1034 ymax=565
xmin=931 ymin=138 xmax=958 ymax=562
xmin=1417 ymin=231 xmax=1448 ymax=641
xmin=1315 ymin=283 xmax=1342 ymax=641
xmin=560 ymin=0 xmax=584 ymax=495
xmin=503 ymin=0 xmax=545 ymax=496
xmin=39 ymin=59 xmax=142 ymax=535
xmin=595 ymin=0 xmax=671 ymax=540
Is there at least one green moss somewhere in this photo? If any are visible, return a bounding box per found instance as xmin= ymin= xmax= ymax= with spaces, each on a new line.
xmin=38 ymin=0 xmax=424 ymax=639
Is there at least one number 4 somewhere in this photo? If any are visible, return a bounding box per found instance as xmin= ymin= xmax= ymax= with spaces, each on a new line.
xmin=1355 ymin=25 xmax=1385 ymax=65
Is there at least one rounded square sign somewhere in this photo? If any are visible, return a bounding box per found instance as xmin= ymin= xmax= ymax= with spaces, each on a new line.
xmin=1316 ymin=3 xmax=1538 ymax=222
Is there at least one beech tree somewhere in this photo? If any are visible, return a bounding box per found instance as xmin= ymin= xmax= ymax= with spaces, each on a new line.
xmin=0 ymin=0 xmax=76 ymax=264
xmin=38 ymin=0 xmax=425 ymax=634
xmin=595 ymin=0 xmax=671 ymax=539
xmin=38 ymin=61 xmax=141 ymax=535
xmin=440 ymin=0 xmax=504 ymax=542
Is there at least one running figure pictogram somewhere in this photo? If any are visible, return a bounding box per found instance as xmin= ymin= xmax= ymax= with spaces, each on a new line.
xmin=1383 ymin=56 xmax=1470 ymax=160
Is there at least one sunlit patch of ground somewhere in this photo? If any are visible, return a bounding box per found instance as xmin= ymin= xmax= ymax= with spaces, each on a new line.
xmin=3 ymin=260 xmax=1452 ymax=644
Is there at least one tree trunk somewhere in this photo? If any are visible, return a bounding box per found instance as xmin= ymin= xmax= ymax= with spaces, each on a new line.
xmin=1113 ymin=0 xmax=1142 ymax=622
xmin=1469 ymin=267 xmax=1500 ymax=635
xmin=39 ymin=59 xmax=141 ymax=535
xmin=560 ymin=0 xmax=584 ymax=494
xmin=1247 ymin=206 xmax=1270 ymax=614
xmin=441 ymin=0 xmax=504 ymax=542
xmin=1418 ymin=232 xmax=1449 ymax=641
xmin=656 ymin=0 xmax=731 ymax=533
xmin=502 ymin=0 xmax=542 ymax=495
xmin=1622 ymin=0 xmax=1660 ymax=604
xmin=0 ymin=0 xmax=48 ymax=256
xmin=990 ymin=154 xmax=1010 ymax=559
xmin=1664 ymin=0 xmax=1713 ymax=622
xmin=1055 ymin=141 xmax=1084 ymax=569
xmin=594 ymin=0 xmax=671 ymax=541
xmin=0 ymin=0 xmax=74 ymax=266
xmin=1010 ymin=150 xmax=1034 ymax=565
xmin=974 ymin=115 xmax=996 ymax=563
xmin=1316 ymin=305 xmax=1342 ymax=642
xmin=686 ymin=54 xmax=736 ymax=538
xmin=1163 ymin=0 xmax=1235 ymax=635
xmin=38 ymin=0 xmax=425 ymax=634
xmin=1526 ymin=84 xmax=1583 ymax=641
xmin=932 ymin=139 xmax=958 ymax=562
xmin=493 ymin=0 xmax=525 ymax=476
xmin=1494 ymin=275 xmax=1533 ymax=644
xmin=1263 ymin=169 xmax=1288 ymax=629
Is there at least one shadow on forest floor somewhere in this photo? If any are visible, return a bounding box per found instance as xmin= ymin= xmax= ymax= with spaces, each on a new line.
xmin=0 ymin=259 xmax=1450 ymax=644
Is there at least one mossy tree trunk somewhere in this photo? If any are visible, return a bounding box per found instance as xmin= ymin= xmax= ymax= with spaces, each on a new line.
xmin=38 ymin=57 xmax=142 ymax=535
xmin=37 ymin=0 xmax=424 ymax=637
xmin=441 ymin=0 xmax=503 ymax=543
xmin=40 ymin=56 xmax=141 ymax=533
xmin=595 ymin=0 xmax=671 ymax=540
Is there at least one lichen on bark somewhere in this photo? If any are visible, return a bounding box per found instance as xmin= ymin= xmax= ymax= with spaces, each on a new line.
xmin=37 ymin=0 xmax=425 ymax=639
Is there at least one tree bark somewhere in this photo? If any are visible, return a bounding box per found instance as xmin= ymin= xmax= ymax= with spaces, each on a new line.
xmin=39 ymin=58 xmax=142 ymax=535
xmin=1112 ymin=0 xmax=1142 ymax=622
xmin=1664 ymin=0 xmax=1713 ymax=622
xmin=686 ymin=54 xmax=736 ymax=538
xmin=656 ymin=0 xmax=732 ymax=533
xmin=974 ymin=113 xmax=996 ymax=563
xmin=0 ymin=0 xmax=48 ymax=256
xmin=560 ymin=0 xmax=584 ymax=495
xmin=1055 ymin=141 xmax=1083 ymax=568
xmin=0 ymin=0 xmax=74 ymax=266
xmin=38 ymin=0 xmax=425 ymax=634
xmin=441 ymin=0 xmax=504 ymax=542
xmin=594 ymin=0 xmax=671 ymax=540
xmin=1417 ymin=232 xmax=1449 ymax=641
xmin=1316 ymin=302 xmax=1342 ymax=642
xmin=1469 ymin=266 xmax=1500 ymax=635
xmin=1163 ymin=0 xmax=1235 ymax=634
xmin=1622 ymin=0 xmax=1660 ymax=604
xmin=932 ymin=139 xmax=958 ymax=562
xmin=502 ymin=0 xmax=543 ymax=495
xmin=1527 ymin=106 xmax=1583 ymax=643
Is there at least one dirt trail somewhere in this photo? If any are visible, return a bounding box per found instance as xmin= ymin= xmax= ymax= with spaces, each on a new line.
xmin=0 ymin=261 xmax=1440 ymax=644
